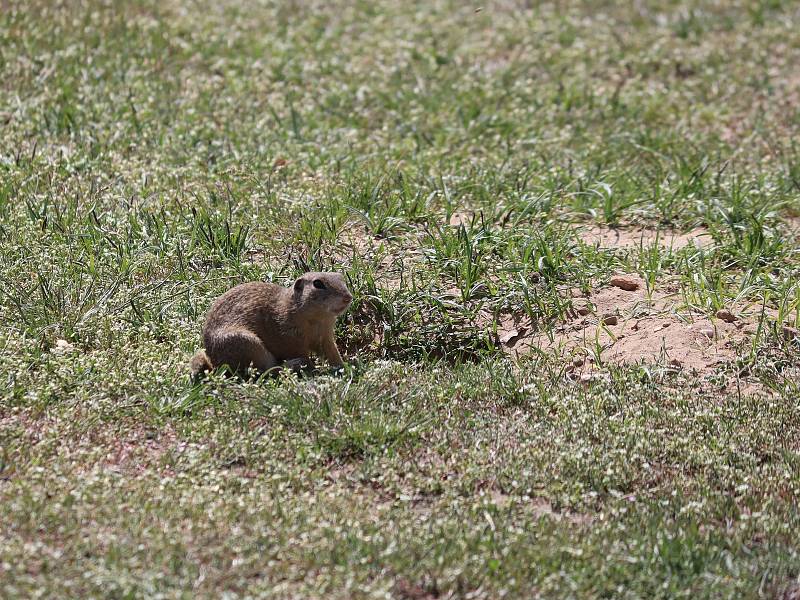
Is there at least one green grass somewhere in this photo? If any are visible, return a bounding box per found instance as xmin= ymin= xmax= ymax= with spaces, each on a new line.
xmin=2 ymin=0 xmax=800 ymax=598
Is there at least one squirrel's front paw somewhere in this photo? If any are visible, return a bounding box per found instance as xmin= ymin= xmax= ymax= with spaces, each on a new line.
xmin=283 ymin=357 xmax=312 ymax=372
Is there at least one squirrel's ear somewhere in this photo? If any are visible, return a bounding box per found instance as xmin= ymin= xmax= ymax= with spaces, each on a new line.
xmin=293 ymin=277 xmax=305 ymax=292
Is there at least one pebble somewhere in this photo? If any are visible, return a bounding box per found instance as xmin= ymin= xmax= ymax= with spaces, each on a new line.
xmin=715 ymin=309 xmax=736 ymax=323
xmin=783 ymin=326 xmax=799 ymax=341
xmin=609 ymin=275 xmax=641 ymax=292
xmin=601 ymin=313 xmax=618 ymax=326
xmin=499 ymin=329 xmax=521 ymax=346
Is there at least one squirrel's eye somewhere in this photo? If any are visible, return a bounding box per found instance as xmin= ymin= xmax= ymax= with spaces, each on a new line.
xmin=313 ymin=279 xmax=326 ymax=290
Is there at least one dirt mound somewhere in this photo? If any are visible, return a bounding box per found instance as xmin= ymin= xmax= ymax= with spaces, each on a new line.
xmin=501 ymin=274 xmax=753 ymax=376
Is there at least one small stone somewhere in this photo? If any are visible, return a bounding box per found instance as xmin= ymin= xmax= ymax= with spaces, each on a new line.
xmin=576 ymin=306 xmax=591 ymax=316
xmin=500 ymin=329 xmax=524 ymax=347
xmin=782 ymin=326 xmax=799 ymax=341
xmin=715 ymin=309 xmax=736 ymax=323
xmin=668 ymin=358 xmax=682 ymax=369
xmin=601 ymin=313 xmax=618 ymax=326
xmin=572 ymin=356 xmax=584 ymax=368
xmin=609 ymin=275 xmax=641 ymax=292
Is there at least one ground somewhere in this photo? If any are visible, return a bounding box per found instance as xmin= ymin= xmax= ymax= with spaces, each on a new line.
xmin=1 ymin=1 xmax=800 ymax=598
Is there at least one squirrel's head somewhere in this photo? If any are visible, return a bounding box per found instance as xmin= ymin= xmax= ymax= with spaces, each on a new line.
xmin=293 ymin=271 xmax=353 ymax=317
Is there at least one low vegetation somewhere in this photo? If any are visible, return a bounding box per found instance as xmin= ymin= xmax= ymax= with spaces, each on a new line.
xmin=1 ymin=0 xmax=799 ymax=597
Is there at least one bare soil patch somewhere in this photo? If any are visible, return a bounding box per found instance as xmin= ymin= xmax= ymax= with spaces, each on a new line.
xmin=577 ymin=225 xmax=713 ymax=251
xmin=448 ymin=210 xmax=474 ymax=227
xmin=497 ymin=274 xmax=759 ymax=377
xmin=339 ymin=223 xmax=417 ymax=290
xmin=98 ymin=425 xmax=179 ymax=476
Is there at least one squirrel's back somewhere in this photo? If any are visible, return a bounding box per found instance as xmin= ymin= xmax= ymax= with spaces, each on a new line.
xmin=203 ymin=281 xmax=292 ymax=342
xmin=203 ymin=282 xmax=286 ymax=332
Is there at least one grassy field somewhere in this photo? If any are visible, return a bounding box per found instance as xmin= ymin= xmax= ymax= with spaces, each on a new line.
xmin=2 ymin=0 xmax=800 ymax=597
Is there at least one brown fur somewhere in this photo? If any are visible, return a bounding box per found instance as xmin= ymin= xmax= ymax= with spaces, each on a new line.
xmin=190 ymin=272 xmax=353 ymax=379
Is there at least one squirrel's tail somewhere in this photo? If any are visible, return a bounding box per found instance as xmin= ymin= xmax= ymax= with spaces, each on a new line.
xmin=189 ymin=350 xmax=212 ymax=382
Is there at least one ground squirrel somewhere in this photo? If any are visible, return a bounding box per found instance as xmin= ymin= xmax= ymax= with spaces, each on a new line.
xmin=190 ymin=271 xmax=353 ymax=379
